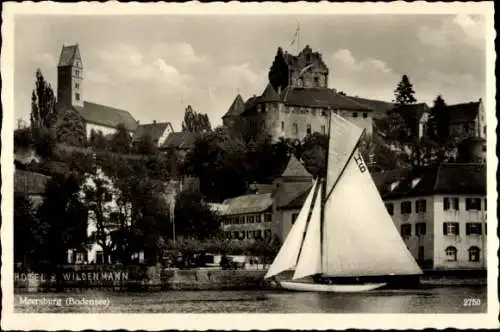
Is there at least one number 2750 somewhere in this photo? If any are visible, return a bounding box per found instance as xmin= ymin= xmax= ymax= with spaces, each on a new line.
xmin=463 ymin=298 xmax=481 ymax=306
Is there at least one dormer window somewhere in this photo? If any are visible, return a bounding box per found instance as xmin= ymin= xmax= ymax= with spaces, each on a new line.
xmin=390 ymin=181 xmax=400 ymax=191
xmin=352 ymin=112 xmax=358 ymax=118
xmin=411 ymin=178 xmax=421 ymax=188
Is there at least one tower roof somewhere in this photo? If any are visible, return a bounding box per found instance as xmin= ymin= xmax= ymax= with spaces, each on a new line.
xmin=58 ymin=44 xmax=81 ymax=67
xmin=222 ymin=94 xmax=245 ymax=118
xmin=259 ymin=83 xmax=282 ymax=103
xmin=281 ymin=154 xmax=312 ymax=178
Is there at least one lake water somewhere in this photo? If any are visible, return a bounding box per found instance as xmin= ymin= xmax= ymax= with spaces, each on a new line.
xmin=14 ymin=286 xmax=486 ymax=313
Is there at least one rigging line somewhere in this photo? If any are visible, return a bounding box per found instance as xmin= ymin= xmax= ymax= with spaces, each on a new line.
xmin=320 ymin=110 xmax=332 ymax=273
xmin=295 ymin=179 xmax=321 ymax=266
xmin=324 ymin=128 xmax=366 ymax=203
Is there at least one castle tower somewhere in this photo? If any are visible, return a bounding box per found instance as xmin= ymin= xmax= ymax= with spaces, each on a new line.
xmin=285 ymin=45 xmax=329 ymax=89
xmin=57 ymin=44 xmax=84 ymax=109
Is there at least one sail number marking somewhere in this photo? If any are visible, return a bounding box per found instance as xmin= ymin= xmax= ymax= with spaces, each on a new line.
xmin=353 ymin=153 xmax=366 ymax=173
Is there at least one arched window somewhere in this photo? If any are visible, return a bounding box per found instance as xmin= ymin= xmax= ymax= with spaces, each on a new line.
xmin=468 ymin=246 xmax=480 ymax=262
xmin=445 ymin=246 xmax=457 ymax=261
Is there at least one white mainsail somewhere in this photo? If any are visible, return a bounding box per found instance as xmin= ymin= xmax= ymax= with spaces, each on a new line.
xmin=321 ymin=148 xmax=423 ymax=277
xmin=292 ymin=183 xmax=323 ymax=280
xmin=264 ymin=179 xmax=318 ymax=279
xmin=325 ymin=112 xmax=365 ymax=199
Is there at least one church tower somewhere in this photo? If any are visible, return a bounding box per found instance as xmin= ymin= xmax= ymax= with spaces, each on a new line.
xmin=57 ymin=44 xmax=84 ymax=109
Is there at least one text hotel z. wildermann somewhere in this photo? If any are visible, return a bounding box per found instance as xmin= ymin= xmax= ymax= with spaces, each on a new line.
xmin=15 ymin=271 xmax=129 ymax=282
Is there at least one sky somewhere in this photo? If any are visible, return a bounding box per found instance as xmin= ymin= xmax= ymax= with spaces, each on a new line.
xmin=14 ymin=14 xmax=487 ymax=130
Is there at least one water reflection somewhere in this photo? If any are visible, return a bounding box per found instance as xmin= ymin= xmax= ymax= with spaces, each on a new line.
xmin=15 ymin=286 xmax=486 ymax=313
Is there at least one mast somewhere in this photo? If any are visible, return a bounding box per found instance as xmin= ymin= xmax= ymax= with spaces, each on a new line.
xmin=320 ymin=109 xmax=332 ymax=271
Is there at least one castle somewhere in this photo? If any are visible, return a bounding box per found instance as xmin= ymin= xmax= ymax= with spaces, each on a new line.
xmin=222 ymin=45 xmax=486 ymax=144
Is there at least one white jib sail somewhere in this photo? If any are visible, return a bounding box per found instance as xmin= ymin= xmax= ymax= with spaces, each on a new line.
xmin=264 ymin=179 xmax=318 ymax=279
xmin=322 ymin=149 xmax=423 ymax=277
xmin=292 ymin=182 xmax=323 ymax=280
xmin=325 ymin=112 xmax=364 ymax=198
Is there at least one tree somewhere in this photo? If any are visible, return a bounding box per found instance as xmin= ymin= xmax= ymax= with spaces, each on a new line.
xmin=427 ymin=95 xmax=450 ymax=142
xmin=134 ymin=133 xmax=158 ymax=155
xmin=174 ymin=189 xmax=220 ymax=241
xmin=36 ymin=174 xmax=88 ymax=270
xmin=31 ymin=127 xmax=56 ymax=159
xmin=181 ymin=105 xmax=212 ymax=133
xmin=109 ymin=123 xmax=132 ymax=153
xmin=30 ymin=69 xmax=57 ymax=129
xmin=297 ymin=132 xmax=328 ymax=177
xmin=54 ymin=108 xmax=87 ymax=147
xmin=14 ymin=194 xmax=38 ymax=267
xmin=89 ymin=130 xmax=108 ymax=150
xmin=393 ymin=74 xmax=417 ymax=106
xmin=183 ymin=126 xmax=249 ymax=202
xmin=268 ymin=47 xmax=289 ymax=93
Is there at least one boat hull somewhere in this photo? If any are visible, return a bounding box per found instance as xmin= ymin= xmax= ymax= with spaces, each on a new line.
xmin=280 ymin=280 xmax=387 ymax=292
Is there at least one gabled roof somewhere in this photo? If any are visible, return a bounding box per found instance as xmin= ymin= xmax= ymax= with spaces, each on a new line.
xmin=161 ymin=132 xmax=198 ymax=150
xmin=349 ymin=96 xmax=395 ymax=119
xmin=222 ymin=94 xmax=246 ymax=119
xmin=133 ymin=122 xmax=173 ymax=143
xmin=259 ymin=83 xmax=281 ymax=103
xmin=281 ymin=88 xmax=372 ymax=110
xmin=275 ymin=181 xmax=313 ymax=209
xmin=74 ymin=101 xmax=138 ymax=131
xmin=379 ymin=163 xmax=485 ymax=199
xmin=281 ymin=185 xmax=313 ymax=209
xmin=447 ymin=101 xmax=481 ymax=123
xmin=221 ymin=193 xmax=273 ymax=215
xmin=58 ymin=44 xmax=81 ymax=67
xmin=281 ymin=155 xmax=312 ymax=178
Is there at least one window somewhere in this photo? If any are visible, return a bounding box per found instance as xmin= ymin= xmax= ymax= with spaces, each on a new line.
xmin=443 ymin=222 xmax=459 ymax=235
xmin=246 ymin=231 xmax=252 ymax=239
xmin=263 ymin=213 xmax=272 ymax=223
xmin=443 ymin=197 xmax=459 ymax=211
xmin=483 ymin=126 xmax=486 ymax=135
xmin=385 ymin=203 xmax=394 ymax=215
xmin=255 ymin=230 xmax=262 ymax=239
xmin=75 ymin=93 xmax=80 ymax=101
xmin=400 ymin=224 xmax=411 ymax=237
xmin=321 ymin=125 xmax=326 ymax=134
xmin=314 ymin=76 xmax=320 ymax=86
xmin=247 ymin=216 xmax=255 ymax=224
xmin=75 ymin=70 xmax=80 ymax=77
xmin=95 ymin=251 xmax=104 ymax=264
xmin=352 ymin=112 xmax=358 ymax=118
xmin=306 ymin=124 xmax=311 ymax=134
xmin=240 ymin=216 xmax=245 ymax=224
xmin=468 ymin=246 xmax=480 ymax=262
xmin=415 ymin=199 xmax=427 ymax=213
xmin=401 ymin=201 xmax=412 ymax=214
xmin=291 ymin=213 xmax=299 ymax=224
xmin=466 ymin=223 xmax=482 ymax=235
xmin=465 ymin=198 xmax=481 ymax=210
xmin=255 ymin=215 xmax=261 ymax=223
xmin=75 ymin=83 xmax=80 ymax=89
xmin=362 ymin=112 xmax=368 ymax=118
xmin=264 ymin=229 xmax=271 ymax=239
xmin=311 ymin=109 xmax=316 ymax=116
xmin=281 ymin=121 xmax=285 ymax=131
xmin=416 ymin=222 xmax=427 ymax=236
xmin=484 ymin=198 xmax=487 ymax=210
xmin=445 ymin=246 xmax=457 ymax=261
xmin=293 ymin=123 xmax=298 ymax=134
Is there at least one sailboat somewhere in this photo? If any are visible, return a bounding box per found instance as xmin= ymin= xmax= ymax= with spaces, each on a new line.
xmin=265 ymin=112 xmax=422 ymax=292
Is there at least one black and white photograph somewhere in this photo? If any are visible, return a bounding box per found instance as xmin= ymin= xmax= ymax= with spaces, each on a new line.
xmin=2 ymin=2 xmax=497 ymax=330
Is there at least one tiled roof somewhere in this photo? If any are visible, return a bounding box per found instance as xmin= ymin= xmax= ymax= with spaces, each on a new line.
xmin=349 ymin=96 xmax=395 ymax=119
xmin=161 ymin=132 xmax=198 ymax=150
xmin=14 ymin=170 xmax=50 ymax=195
xmin=447 ymin=101 xmax=480 ymax=123
xmin=248 ymin=183 xmax=275 ymax=194
xmin=75 ymin=101 xmax=138 ymax=131
xmin=390 ymin=103 xmax=430 ymax=121
xmin=222 ymin=94 xmax=246 ymax=119
xmin=282 ymin=88 xmax=372 ymax=110
xmin=281 ymin=155 xmax=312 ymax=178
xmin=259 ymin=83 xmax=281 ymax=103
xmin=133 ymin=122 xmax=173 ymax=143
xmin=379 ymin=163 xmax=485 ymax=199
xmin=221 ymin=193 xmax=273 ymax=215
xmin=58 ymin=44 xmax=81 ymax=67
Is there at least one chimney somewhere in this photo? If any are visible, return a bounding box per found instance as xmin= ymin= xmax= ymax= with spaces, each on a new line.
xmin=153 ymin=120 xmax=157 ymax=124
xmin=137 ymin=120 xmax=140 ymax=124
